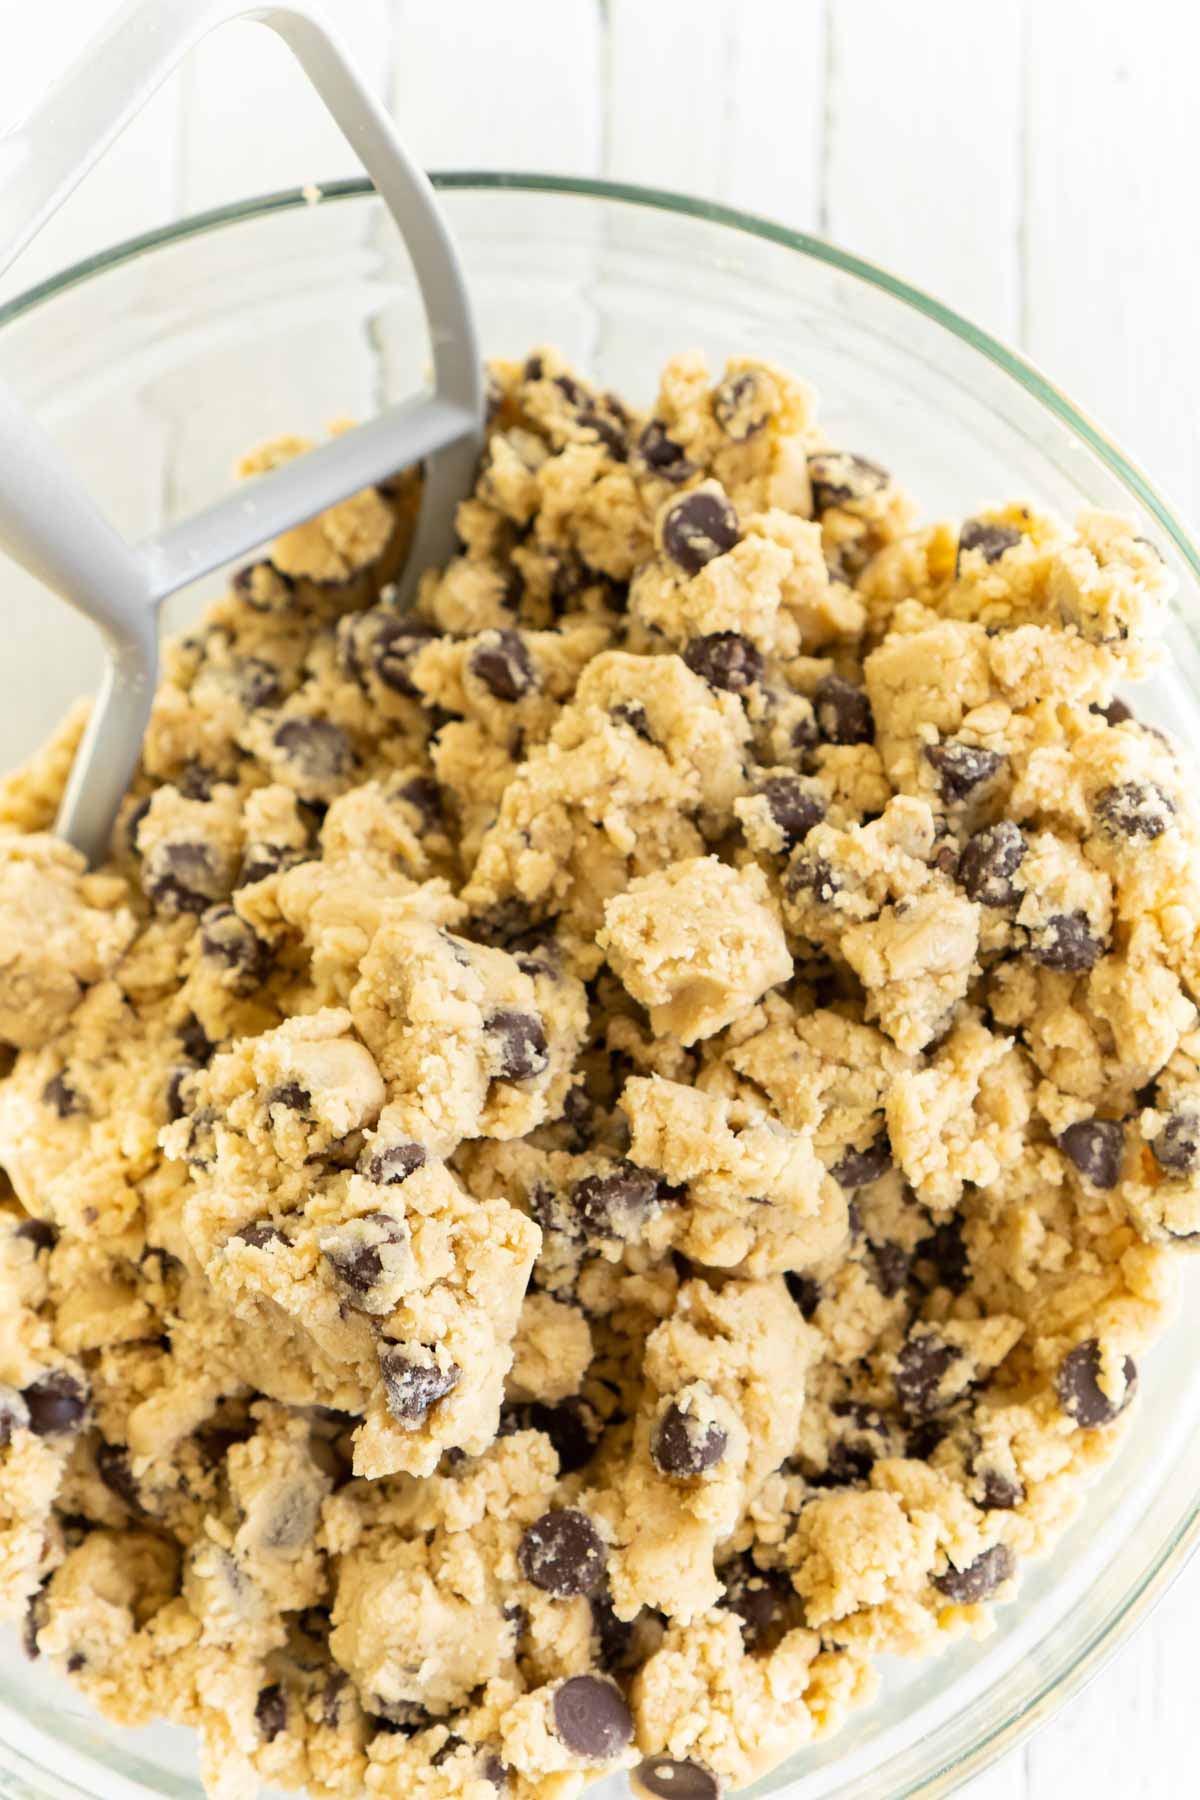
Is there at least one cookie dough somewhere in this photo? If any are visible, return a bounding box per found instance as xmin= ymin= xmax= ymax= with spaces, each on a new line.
xmin=0 ymin=345 xmax=1191 ymax=1800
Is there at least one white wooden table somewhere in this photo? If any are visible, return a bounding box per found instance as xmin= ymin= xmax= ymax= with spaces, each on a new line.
xmin=2 ymin=3 xmax=1197 ymax=1794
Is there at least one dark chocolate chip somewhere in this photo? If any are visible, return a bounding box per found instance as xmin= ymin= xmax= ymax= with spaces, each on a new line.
xmin=178 ymin=762 xmax=220 ymax=802
xmin=471 ymin=630 xmax=535 ymax=701
xmin=255 ymin=1684 xmax=287 ymax=1742
xmin=718 ymin=1556 xmax=790 ymax=1649
xmin=485 ymin=1009 xmax=550 ymax=1081
xmin=635 ymin=1755 xmax=722 ymax=1800
xmin=13 ymin=1218 xmax=56 ymax=1253
xmin=1092 ymin=780 xmax=1175 ymax=841
xmin=22 ymin=1370 xmax=89 ymax=1437
xmin=144 ymin=842 xmax=227 ymax=915
xmin=322 ymin=1212 xmax=405 ymax=1300
xmin=958 ymin=820 xmax=1026 ymax=906
xmin=682 ymin=632 xmax=763 ymax=693
xmin=1151 ymin=1104 xmax=1200 ymax=1175
xmin=870 ymin=1240 xmax=913 ymax=1298
xmin=1092 ymin=696 xmax=1134 ymax=727
xmin=894 ymin=1333 xmax=961 ymax=1418
xmin=980 ymin=1468 xmax=1024 ymax=1510
xmin=713 ymin=370 xmax=772 ymax=442
xmin=395 ymin=776 xmax=443 ymax=832
xmin=807 ymin=451 xmax=889 ymax=512
xmin=650 ymin=1399 xmax=728 ymax=1478
xmin=956 ymin=519 xmax=1022 ymax=573
xmin=1056 ymin=1339 xmax=1136 ymax=1427
xmin=41 ymin=1074 xmax=86 ymax=1118
xmin=177 ymin=1013 xmax=214 ymax=1065
xmin=236 ymin=844 xmax=308 ymax=889
xmin=371 ymin=616 xmax=440 ymax=695
xmin=588 ymin=1589 xmax=637 ymax=1672
xmin=518 ymin=1508 xmax=607 ymax=1596
xmin=1031 ymin=910 xmax=1105 ymax=972
xmin=830 ymin=1133 xmax=892 ymax=1190
xmin=916 ymin=1217 xmax=971 ymax=1295
xmin=813 ymin=674 xmax=874 ymax=745
xmin=360 ymin=1142 xmax=427 ymax=1185
xmin=378 ymin=1345 xmax=460 ymax=1424
xmin=638 ymin=421 xmax=693 ymax=483
xmin=579 ymin=408 xmax=628 ymax=460
xmin=924 ymin=741 xmax=1005 ymax=803
xmin=267 ymin=1083 xmax=310 ymax=1113
xmin=96 ymin=1442 xmax=144 ymax=1513
xmin=480 ymin=1751 xmax=510 ymax=1790
xmin=759 ymin=774 xmax=826 ymax=849
xmin=22 ymin=1587 xmax=47 ymax=1659
xmin=1058 ymin=1118 xmax=1124 ymax=1189
xmin=784 ymin=1273 xmax=822 ymax=1319
xmin=571 ymin=1164 xmax=660 ymax=1238
xmin=786 ymin=851 xmax=840 ymax=906
xmin=611 ymin=701 xmax=654 ymax=741
xmin=238 ymin=658 xmax=283 ymax=710
xmin=551 ymin=1675 xmax=632 ymax=1760
xmin=932 ymin=1541 xmax=1013 ymax=1603
xmin=235 ymin=1222 xmax=285 ymax=1250
xmin=199 ymin=906 xmax=273 ymax=991
xmin=661 ymin=491 xmax=740 ymax=575
xmin=273 ymin=718 xmax=353 ymax=787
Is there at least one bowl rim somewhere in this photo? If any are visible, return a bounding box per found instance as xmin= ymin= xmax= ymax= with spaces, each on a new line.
xmin=1 ymin=168 xmax=1198 ymax=1800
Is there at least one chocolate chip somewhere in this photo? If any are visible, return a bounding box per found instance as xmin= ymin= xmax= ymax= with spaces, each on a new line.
xmin=786 ymin=851 xmax=840 ymax=906
xmin=471 ymin=630 xmax=535 ymax=701
xmin=23 ymin=1588 xmax=47 ymax=1659
xmin=485 ymin=1009 xmax=550 ymax=1081
xmin=518 ymin=1508 xmax=607 ymax=1596
xmin=1092 ymin=696 xmax=1133 ymax=727
xmin=184 ymin=1106 xmax=217 ymax=1168
xmin=807 ymin=452 xmax=889 ymax=512
xmin=378 ymin=1345 xmax=460 ymax=1424
xmin=144 ymin=842 xmax=227 ymax=915
xmin=13 ymin=1219 xmax=56 ymax=1253
xmin=870 ymin=1240 xmax=912 ymax=1298
xmin=125 ymin=794 xmax=152 ymax=856
xmin=661 ymin=491 xmax=740 ymax=575
xmin=894 ymin=1333 xmax=961 ymax=1418
xmin=200 ymin=906 xmax=273 ymax=991
xmin=932 ymin=1542 xmax=1013 ymax=1604
xmin=233 ymin=561 xmax=294 ymax=610
xmin=924 ymin=741 xmax=1005 ymax=802
xmin=0 ymin=1385 xmax=30 ymax=1447
xmin=235 ymin=1222 xmax=285 ymax=1250
xmin=551 ymin=1675 xmax=632 ymax=1760
xmin=1056 ymin=1339 xmax=1137 ymax=1427
xmin=238 ymin=658 xmax=283 ymax=709
xmin=635 ymin=1756 xmax=722 ymax=1800
xmin=958 ymin=820 xmax=1026 ymax=906
xmin=637 ymin=421 xmax=693 ymax=483
xmin=682 ymin=632 xmax=763 ymax=693
xmin=267 ymin=1083 xmax=310 ymax=1113
xmin=371 ymin=616 xmax=440 ymax=695
xmin=177 ymin=1013 xmax=214 ymax=1065
xmin=759 ymin=774 xmax=826 ymax=849
xmin=1151 ymin=1103 xmax=1200 ymax=1175
xmin=571 ymin=1164 xmax=660 ymax=1238
xmin=812 ymin=1436 xmax=878 ymax=1488
xmin=651 ymin=1398 xmax=728 ymax=1478
xmin=322 ymin=1212 xmax=406 ymax=1300
xmin=713 ymin=370 xmax=772 ymax=442
xmin=579 ymin=408 xmax=628 ymax=460
xmin=360 ymin=1142 xmax=427 ymax=1185
xmin=273 ymin=718 xmax=353 ymax=789
xmin=395 ymin=776 xmax=442 ymax=832
xmin=500 ymin=1397 xmax=600 ymax=1474
xmin=22 ymin=1370 xmax=89 ymax=1436
xmin=980 ymin=1468 xmax=1024 ymax=1510
xmin=1093 ymin=780 xmax=1175 ymax=841
xmin=585 ymin=1589 xmax=635 ymax=1672
xmin=956 ymin=519 xmax=1022 ymax=573
xmin=916 ymin=1218 xmax=971 ymax=1294
xmin=236 ymin=843 xmax=308 ymax=888
xmin=830 ymin=1133 xmax=892 ymax=1189
xmin=41 ymin=1073 xmax=86 ymax=1118
xmin=96 ymin=1442 xmax=143 ymax=1513
xmin=480 ymin=1751 xmax=510 ymax=1790
xmin=178 ymin=761 xmax=221 ymax=802
xmin=612 ymin=701 xmax=654 ymax=740
xmin=255 ymin=1684 xmax=287 ymax=1742
xmin=813 ymin=673 xmax=874 ymax=745
xmin=1030 ymin=910 xmax=1104 ymax=972
xmin=784 ymin=1273 xmax=822 ymax=1318
xmin=1058 ymin=1118 xmax=1124 ymax=1189
xmin=719 ymin=1556 xmax=790 ymax=1649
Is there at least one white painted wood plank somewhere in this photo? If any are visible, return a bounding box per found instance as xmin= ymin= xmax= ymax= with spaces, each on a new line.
xmin=1025 ymin=0 xmax=1200 ymax=516
xmin=604 ymin=0 xmax=734 ymax=199
xmin=389 ymin=0 xmax=603 ymax=174
xmin=825 ymin=0 xmax=1025 ymax=343
xmin=179 ymin=4 xmax=393 ymax=212
xmin=708 ymin=0 xmax=825 ymax=228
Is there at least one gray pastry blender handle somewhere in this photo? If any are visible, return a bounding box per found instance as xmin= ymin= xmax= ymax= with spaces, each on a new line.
xmin=0 ymin=0 xmax=484 ymax=865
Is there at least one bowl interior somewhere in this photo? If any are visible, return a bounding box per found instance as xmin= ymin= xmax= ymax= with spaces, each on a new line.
xmin=2 ymin=178 xmax=1200 ymax=1800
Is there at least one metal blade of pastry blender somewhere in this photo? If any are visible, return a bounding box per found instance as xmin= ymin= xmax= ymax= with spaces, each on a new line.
xmin=0 ymin=0 xmax=484 ymax=867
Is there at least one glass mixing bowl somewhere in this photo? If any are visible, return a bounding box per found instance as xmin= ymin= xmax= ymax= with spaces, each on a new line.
xmin=1 ymin=174 xmax=1199 ymax=1800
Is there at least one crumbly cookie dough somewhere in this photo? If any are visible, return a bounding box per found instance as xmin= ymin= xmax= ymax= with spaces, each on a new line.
xmin=0 ymin=345 xmax=1192 ymax=1800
